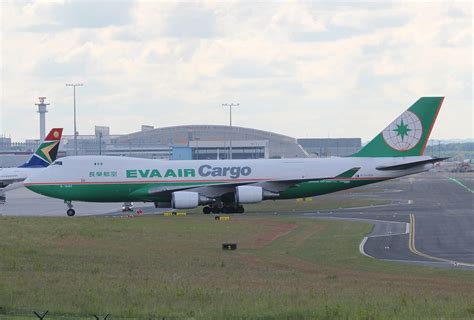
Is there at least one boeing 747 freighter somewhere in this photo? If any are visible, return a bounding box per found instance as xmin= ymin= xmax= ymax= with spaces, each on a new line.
xmin=24 ymin=98 xmax=445 ymax=216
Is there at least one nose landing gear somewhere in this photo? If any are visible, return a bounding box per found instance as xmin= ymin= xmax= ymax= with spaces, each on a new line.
xmin=65 ymin=200 xmax=75 ymax=216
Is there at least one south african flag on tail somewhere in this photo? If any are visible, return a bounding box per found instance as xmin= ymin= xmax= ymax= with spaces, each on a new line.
xmin=19 ymin=128 xmax=63 ymax=168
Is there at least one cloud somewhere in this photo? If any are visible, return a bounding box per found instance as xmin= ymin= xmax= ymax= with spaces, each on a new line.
xmin=222 ymin=60 xmax=276 ymax=79
xmin=162 ymin=3 xmax=217 ymax=38
xmin=32 ymin=53 xmax=90 ymax=78
xmin=0 ymin=1 xmax=472 ymax=141
xmin=21 ymin=0 xmax=134 ymax=31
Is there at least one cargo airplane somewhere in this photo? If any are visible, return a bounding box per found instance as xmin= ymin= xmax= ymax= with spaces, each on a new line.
xmin=25 ymin=98 xmax=446 ymax=216
xmin=0 ymin=128 xmax=63 ymax=202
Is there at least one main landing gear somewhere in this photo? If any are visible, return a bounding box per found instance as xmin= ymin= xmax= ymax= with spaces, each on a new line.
xmin=202 ymin=205 xmax=244 ymax=214
xmin=65 ymin=200 xmax=75 ymax=216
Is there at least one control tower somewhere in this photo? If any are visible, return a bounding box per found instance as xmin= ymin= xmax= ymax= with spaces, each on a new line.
xmin=36 ymin=97 xmax=49 ymax=141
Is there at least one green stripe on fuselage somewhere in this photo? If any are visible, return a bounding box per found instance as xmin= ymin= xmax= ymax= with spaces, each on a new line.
xmin=26 ymin=181 xmax=224 ymax=202
xmin=26 ymin=178 xmax=385 ymax=203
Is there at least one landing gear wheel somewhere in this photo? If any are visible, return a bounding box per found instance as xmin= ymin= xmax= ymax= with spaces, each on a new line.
xmin=237 ymin=206 xmax=245 ymax=214
xmin=66 ymin=209 xmax=76 ymax=216
xmin=203 ymin=206 xmax=211 ymax=214
xmin=211 ymin=206 xmax=221 ymax=214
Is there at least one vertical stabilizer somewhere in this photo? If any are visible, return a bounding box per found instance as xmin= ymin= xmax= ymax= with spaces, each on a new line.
xmin=351 ymin=97 xmax=444 ymax=157
xmin=19 ymin=128 xmax=63 ymax=168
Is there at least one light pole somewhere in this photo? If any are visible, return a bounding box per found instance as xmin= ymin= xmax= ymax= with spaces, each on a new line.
xmin=66 ymin=83 xmax=83 ymax=155
xmin=222 ymin=103 xmax=239 ymax=159
xmin=98 ymin=132 xmax=102 ymax=155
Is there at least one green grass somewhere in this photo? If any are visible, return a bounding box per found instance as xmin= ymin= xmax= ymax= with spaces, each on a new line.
xmin=0 ymin=215 xmax=473 ymax=319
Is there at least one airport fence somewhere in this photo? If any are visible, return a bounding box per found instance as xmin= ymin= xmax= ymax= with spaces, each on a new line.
xmin=0 ymin=309 xmax=169 ymax=320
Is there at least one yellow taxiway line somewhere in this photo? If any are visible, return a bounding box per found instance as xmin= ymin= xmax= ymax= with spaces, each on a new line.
xmin=408 ymin=214 xmax=474 ymax=267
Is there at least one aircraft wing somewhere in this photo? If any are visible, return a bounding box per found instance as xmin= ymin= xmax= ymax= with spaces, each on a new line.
xmin=252 ymin=167 xmax=361 ymax=193
xmin=144 ymin=180 xmax=257 ymax=197
xmin=142 ymin=178 xmax=327 ymax=199
xmin=139 ymin=167 xmax=361 ymax=198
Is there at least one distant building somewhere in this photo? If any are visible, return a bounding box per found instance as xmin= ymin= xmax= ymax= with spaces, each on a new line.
xmin=297 ymin=138 xmax=361 ymax=157
xmin=0 ymin=137 xmax=12 ymax=149
xmin=188 ymin=140 xmax=268 ymax=160
xmin=95 ymin=126 xmax=110 ymax=137
xmin=111 ymin=125 xmax=308 ymax=159
xmin=0 ymin=153 xmax=30 ymax=168
xmin=1 ymin=124 xmax=363 ymax=166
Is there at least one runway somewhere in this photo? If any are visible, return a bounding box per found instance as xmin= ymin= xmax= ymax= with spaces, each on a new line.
xmin=302 ymin=171 xmax=474 ymax=269
xmin=0 ymin=187 xmax=158 ymax=217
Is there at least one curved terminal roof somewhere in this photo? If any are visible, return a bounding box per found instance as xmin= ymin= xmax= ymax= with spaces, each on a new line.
xmin=113 ymin=125 xmax=308 ymax=158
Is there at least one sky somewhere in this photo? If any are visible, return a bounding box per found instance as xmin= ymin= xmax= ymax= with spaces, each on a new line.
xmin=0 ymin=0 xmax=472 ymax=142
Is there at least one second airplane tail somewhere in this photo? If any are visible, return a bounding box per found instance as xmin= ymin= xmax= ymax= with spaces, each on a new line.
xmin=19 ymin=128 xmax=63 ymax=168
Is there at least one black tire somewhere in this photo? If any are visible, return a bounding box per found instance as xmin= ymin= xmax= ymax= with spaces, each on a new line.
xmin=203 ymin=206 xmax=211 ymax=214
xmin=237 ymin=206 xmax=245 ymax=214
xmin=66 ymin=209 xmax=76 ymax=216
xmin=211 ymin=206 xmax=221 ymax=214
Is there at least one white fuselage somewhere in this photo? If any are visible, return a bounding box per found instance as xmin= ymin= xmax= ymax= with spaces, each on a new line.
xmin=26 ymin=155 xmax=433 ymax=187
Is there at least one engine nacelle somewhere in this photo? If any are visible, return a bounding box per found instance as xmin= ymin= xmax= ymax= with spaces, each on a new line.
xmin=235 ymin=186 xmax=280 ymax=204
xmin=235 ymin=186 xmax=263 ymax=204
xmin=171 ymin=191 xmax=212 ymax=209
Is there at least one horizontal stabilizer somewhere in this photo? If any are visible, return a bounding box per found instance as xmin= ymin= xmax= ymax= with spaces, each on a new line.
xmin=376 ymin=157 xmax=449 ymax=171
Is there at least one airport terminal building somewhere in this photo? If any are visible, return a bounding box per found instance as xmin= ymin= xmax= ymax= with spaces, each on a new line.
xmin=109 ymin=125 xmax=309 ymax=159
xmin=0 ymin=124 xmax=361 ymax=167
xmin=297 ymin=138 xmax=362 ymax=158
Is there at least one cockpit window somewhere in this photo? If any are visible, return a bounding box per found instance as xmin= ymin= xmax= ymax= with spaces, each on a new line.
xmin=52 ymin=161 xmax=63 ymax=166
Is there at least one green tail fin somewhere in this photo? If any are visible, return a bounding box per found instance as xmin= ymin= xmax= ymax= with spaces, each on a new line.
xmin=351 ymin=97 xmax=444 ymax=157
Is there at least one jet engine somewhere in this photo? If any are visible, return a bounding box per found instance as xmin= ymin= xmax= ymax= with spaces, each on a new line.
xmin=235 ymin=186 xmax=278 ymax=204
xmin=171 ymin=191 xmax=212 ymax=209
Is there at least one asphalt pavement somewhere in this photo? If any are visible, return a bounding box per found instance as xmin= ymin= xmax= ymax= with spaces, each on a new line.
xmin=302 ymin=171 xmax=474 ymax=269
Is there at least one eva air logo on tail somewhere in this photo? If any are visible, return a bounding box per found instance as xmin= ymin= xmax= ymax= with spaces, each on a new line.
xmin=382 ymin=111 xmax=423 ymax=151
